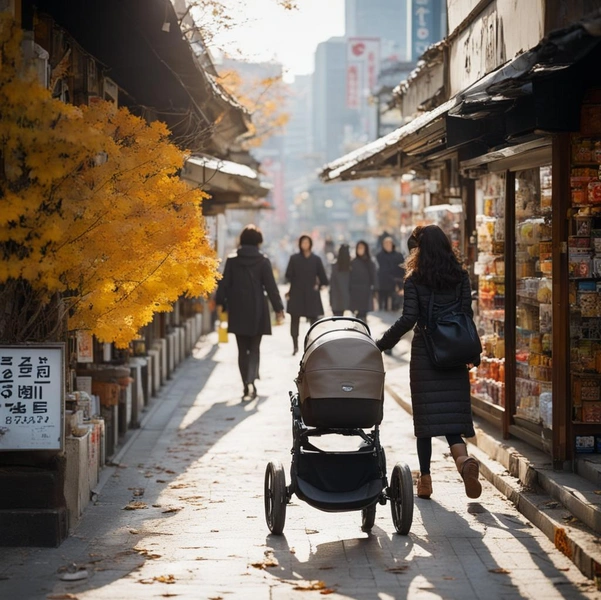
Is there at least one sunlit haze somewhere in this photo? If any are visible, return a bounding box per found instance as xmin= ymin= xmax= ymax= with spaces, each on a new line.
xmin=211 ymin=0 xmax=345 ymax=80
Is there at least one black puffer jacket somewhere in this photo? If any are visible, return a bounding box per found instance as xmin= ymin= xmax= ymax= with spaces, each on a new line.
xmin=377 ymin=272 xmax=475 ymax=439
xmin=215 ymin=246 xmax=284 ymax=336
xmin=285 ymin=252 xmax=328 ymax=317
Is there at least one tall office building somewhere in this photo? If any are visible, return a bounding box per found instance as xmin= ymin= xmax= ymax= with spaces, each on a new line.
xmin=312 ymin=37 xmax=358 ymax=164
xmin=345 ymin=0 xmax=410 ymax=61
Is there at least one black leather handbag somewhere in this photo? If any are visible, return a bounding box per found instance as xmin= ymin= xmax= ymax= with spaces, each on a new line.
xmin=423 ymin=285 xmax=482 ymax=369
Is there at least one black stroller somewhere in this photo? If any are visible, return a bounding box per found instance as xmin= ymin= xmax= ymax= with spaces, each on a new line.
xmin=264 ymin=317 xmax=414 ymax=535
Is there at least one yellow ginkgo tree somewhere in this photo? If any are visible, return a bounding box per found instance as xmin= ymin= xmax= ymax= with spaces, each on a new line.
xmin=0 ymin=15 xmax=218 ymax=347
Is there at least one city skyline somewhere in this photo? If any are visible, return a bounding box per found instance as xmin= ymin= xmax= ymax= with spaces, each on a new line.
xmin=211 ymin=0 xmax=345 ymax=80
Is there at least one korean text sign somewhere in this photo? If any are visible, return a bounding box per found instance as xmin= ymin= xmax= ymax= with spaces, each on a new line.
xmin=0 ymin=345 xmax=64 ymax=451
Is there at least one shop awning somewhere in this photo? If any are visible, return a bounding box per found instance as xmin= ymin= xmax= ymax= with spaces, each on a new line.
xmin=320 ymin=98 xmax=456 ymax=183
xmin=450 ymin=10 xmax=601 ymax=120
xmin=182 ymin=154 xmax=271 ymax=198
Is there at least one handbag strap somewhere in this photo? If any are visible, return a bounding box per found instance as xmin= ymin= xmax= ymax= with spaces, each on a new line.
xmin=428 ymin=281 xmax=463 ymax=326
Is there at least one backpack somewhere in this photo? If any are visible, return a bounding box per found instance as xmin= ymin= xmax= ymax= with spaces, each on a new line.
xmin=422 ymin=283 xmax=482 ymax=369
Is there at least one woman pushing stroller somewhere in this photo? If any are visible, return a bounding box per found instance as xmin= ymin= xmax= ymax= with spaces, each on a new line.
xmin=376 ymin=224 xmax=482 ymax=500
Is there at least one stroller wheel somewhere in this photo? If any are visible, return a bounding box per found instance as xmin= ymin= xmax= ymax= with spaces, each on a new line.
xmin=264 ymin=461 xmax=287 ymax=535
xmin=390 ymin=463 xmax=414 ymax=535
xmin=361 ymin=503 xmax=376 ymax=533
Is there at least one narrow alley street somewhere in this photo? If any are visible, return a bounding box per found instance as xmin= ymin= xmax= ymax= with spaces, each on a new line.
xmin=0 ymin=313 xmax=597 ymax=600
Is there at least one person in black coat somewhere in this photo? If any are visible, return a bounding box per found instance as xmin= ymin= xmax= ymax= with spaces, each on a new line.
xmin=285 ymin=235 xmax=329 ymax=355
xmin=376 ymin=236 xmax=405 ymax=311
xmin=329 ymin=244 xmax=351 ymax=316
xmin=349 ymin=240 xmax=376 ymax=323
xmin=376 ymin=224 xmax=481 ymax=501
xmin=216 ymin=225 xmax=284 ymax=400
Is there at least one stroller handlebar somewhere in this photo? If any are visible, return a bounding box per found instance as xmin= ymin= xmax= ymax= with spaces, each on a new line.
xmin=305 ymin=316 xmax=371 ymax=339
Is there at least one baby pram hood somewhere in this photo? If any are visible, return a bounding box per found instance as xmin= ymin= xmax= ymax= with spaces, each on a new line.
xmin=295 ymin=317 xmax=385 ymax=428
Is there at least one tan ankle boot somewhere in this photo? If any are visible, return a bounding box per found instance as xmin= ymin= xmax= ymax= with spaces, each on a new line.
xmin=417 ymin=474 xmax=432 ymax=499
xmin=450 ymin=443 xmax=482 ymax=499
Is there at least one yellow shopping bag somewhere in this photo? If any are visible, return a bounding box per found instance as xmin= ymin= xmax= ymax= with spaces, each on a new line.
xmin=218 ymin=310 xmax=228 ymax=343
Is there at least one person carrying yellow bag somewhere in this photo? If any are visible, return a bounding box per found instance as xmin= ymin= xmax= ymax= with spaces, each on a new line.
xmin=215 ymin=225 xmax=284 ymax=401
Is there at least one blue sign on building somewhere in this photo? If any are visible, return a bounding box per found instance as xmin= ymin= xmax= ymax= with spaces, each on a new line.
xmin=412 ymin=0 xmax=444 ymax=60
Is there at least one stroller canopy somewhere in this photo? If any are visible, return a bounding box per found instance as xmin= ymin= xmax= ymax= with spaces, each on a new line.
xmin=296 ymin=318 xmax=385 ymax=428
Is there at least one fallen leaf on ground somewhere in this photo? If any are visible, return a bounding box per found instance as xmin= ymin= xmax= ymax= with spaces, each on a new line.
xmin=386 ymin=565 xmax=409 ymax=573
xmin=318 ymin=566 xmax=334 ymax=571
xmin=47 ymin=595 xmax=79 ymax=599
xmin=123 ymin=501 xmax=148 ymax=510
xmin=489 ymin=568 xmax=510 ymax=574
xmin=305 ymin=529 xmax=319 ymax=535
xmin=320 ymin=590 xmax=335 ymax=596
xmin=594 ymin=490 xmax=601 ymax=495
xmin=563 ymin=516 xmax=579 ymax=524
xmin=293 ymin=580 xmax=327 ymax=591
xmin=169 ymin=483 xmax=191 ymax=489
xmin=135 ymin=548 xmax=162 ymax=559
xmin=129 ymin=488 xmax=145 ymax=497
xmin=165 ymin=469 xmax=176 ymax=474
xmin=155 ymin=575 xmax=176 ymax=584
xmin=162 ymin=506 xmax=182 ymax=514
xmin=156 ymin=479 xmax=168 ymax=483
xmin=250 ymin=558 xmax=279 ymax=569
xmin=129 ymin=529 xmax=140 ymax=535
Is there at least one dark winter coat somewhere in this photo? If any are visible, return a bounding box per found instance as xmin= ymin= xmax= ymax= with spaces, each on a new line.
xmin=376 ymin=249 xmax=405 ymax=292
xmin=285 ymin=252 xmax=328 ymax=317
xmin=349 ymin=257 xmax=377 ymax=312
xmin=376 ymin=271 xmax=476 ymax=439
xmin=329 ymin=263 xmax=350 ymax=313
xmin=215 ymin=246 xmax=284 ymax=337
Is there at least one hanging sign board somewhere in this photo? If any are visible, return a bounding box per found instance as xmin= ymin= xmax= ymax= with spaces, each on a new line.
xmin=0 ymin=344 xmax=65 ymax=451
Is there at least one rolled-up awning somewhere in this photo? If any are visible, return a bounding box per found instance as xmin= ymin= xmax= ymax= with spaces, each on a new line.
xmin=319 ymin=98 xmax=455 ymax=183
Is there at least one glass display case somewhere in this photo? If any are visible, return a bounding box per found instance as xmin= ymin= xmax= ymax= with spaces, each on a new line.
xmin=569 ymin=135 xmax=601 ymax=427
xmin=514 ymin=166 xmax=553 ymax=429
xmin=471 ymin=174 xmax=506 ymax=409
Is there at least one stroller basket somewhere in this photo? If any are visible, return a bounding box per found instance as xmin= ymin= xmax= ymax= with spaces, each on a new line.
xmin=296 ymin=318 xmax=385 ymax=428
xmin=296 ymin=451 xmax=385 ymax=512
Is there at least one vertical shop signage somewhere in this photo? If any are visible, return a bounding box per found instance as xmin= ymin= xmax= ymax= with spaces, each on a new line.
xmin=346 ymin=38 xmax=381 ymax=110
xmin=0 ymin=344 xmax=64 ymax=451
xmin=412 ymin=0 xmax=437 ymax=59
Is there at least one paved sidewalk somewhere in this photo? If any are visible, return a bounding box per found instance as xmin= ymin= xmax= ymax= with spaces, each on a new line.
xmin=0 ymin=314 xmax=597 ymax=599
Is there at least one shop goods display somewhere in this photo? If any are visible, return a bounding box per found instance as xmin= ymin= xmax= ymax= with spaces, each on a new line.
xmin=514 ymin=167 xmax=553 ymax=426
xmin=472 ymin=174 xmax=506 ymax=408
xmin=570 ymin=136 xmax=601 ymax=428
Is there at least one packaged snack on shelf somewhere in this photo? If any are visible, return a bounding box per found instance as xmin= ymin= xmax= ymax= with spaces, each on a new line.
xmin=575 ymin=217 xmax=593 ymax=237
xmin=573 ymin=375 xmax=601 ymax=404
xmin=589 ymin=181 xmax=601 ymax=204
xmin=578 ymin=290 xmax=600 ymax=316
xmin=569 ymin=252 xmax=592 ymax=278
xmin=583 ymin=401 xmax=601 ymax=423
xmin=568 ymin=236 xmax=591 ymax=249
xmin=575 ymin=435 xmax=595 ymax=453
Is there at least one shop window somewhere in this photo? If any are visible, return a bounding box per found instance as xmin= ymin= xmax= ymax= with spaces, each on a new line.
xmin=514 ymin=166 xmax=553 ymax=432
xmin=472 ymin=173 xmax=506 ymax=413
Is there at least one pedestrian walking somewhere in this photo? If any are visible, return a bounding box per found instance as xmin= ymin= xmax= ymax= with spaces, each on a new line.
xmin=375 ymin=224 xmax=482 ymax=500
xmin=215 ymin=225 xmax=284 ymax=401
xmin=285 ymin=234 xmax=329 ymax=355
xmin=329 ymin=244 xmax=351 ymax=316
xmin=349 ymin=240 xmax=376 ymax=323
xmin=375 ymin=236 xmax=405 ymax=311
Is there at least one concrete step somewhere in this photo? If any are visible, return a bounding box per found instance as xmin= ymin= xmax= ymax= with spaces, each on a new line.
xmin=471 ymin=418 xmax=601 ymax=537
xmin=0 ymin=508 xmax=68 ymax=547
